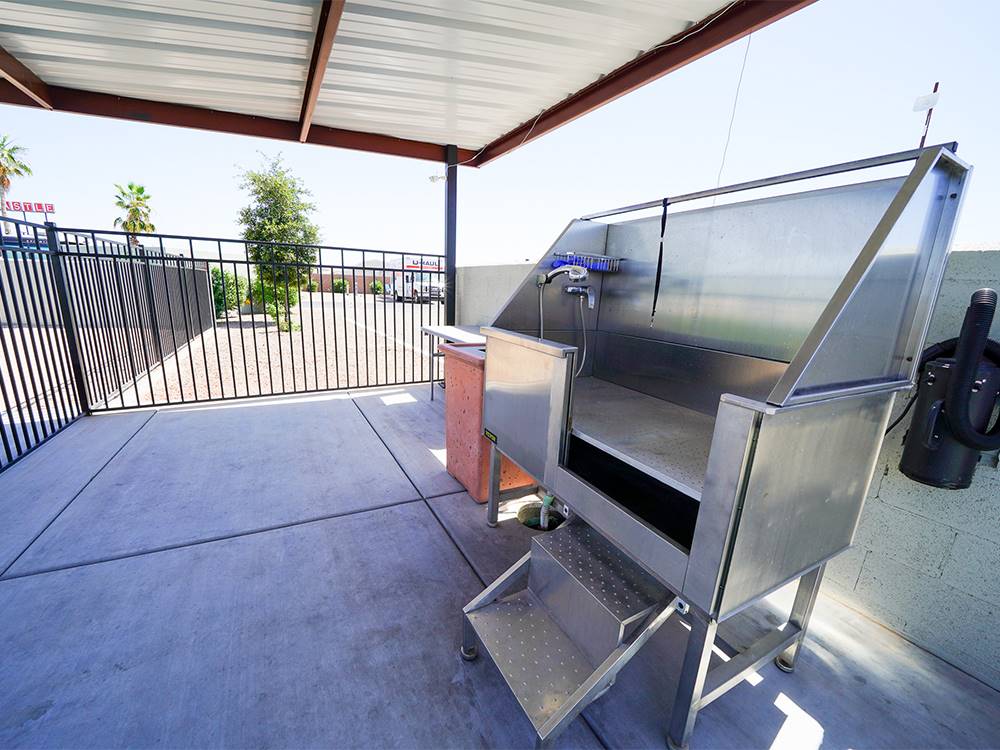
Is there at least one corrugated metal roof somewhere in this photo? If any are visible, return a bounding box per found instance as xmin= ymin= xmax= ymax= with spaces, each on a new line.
xmin=0 ymin=0 xmax=793 ymax=160
xmin=0 ymin=0 xmax=320 ymax=120
xmin=313 ymin=0 xmax=726 ymax=149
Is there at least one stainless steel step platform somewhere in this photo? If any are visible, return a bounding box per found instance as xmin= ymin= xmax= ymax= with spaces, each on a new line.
xmin=462 ymin=521 xmax=684 ymax=747
xmin=531 ymin=523 xmax=665 ymax=666
xmin=467 ymin=590 xmax=593 ymax=731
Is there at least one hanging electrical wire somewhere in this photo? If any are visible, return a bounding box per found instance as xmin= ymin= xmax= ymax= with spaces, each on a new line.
xmin=714 ymin=33 xmax=752 ymax=198
xmin=646 ymin=1 xmax=742 ymax=54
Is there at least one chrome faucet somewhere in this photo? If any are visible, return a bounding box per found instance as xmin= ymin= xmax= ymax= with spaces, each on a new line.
xmin=564 ymin=285 xmax=595 ymax=309
xmin=537 ymin=265 xmax=590 ymax=340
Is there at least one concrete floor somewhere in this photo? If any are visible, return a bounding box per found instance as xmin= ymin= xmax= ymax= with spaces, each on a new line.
xmin=1 ymin=385 xmax=998 ymax=749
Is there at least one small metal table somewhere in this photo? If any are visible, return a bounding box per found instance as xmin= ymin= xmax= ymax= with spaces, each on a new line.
xmin=420 ymin=324 xmax=486 ymax=400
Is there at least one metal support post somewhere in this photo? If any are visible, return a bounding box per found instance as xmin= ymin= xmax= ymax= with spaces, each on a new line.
xmin=667 ymin=612 xmax=718 ymax=750
xmin=486 ymin=442 xmax=501 ymax=527
xmin=427 ymin=331 xmax=435 ymax=401
xmin=45 ymin=222 xmax=90 ymax=415
xmin=461 ymin=616 xmax=478 ymax=661
xmin=775 ymin=563 xmax=825 ymax=672
xmin=444 ymin=144 xmax=458 ymax=326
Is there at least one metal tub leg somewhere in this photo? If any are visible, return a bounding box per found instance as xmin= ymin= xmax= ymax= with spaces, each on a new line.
xmin=461 ymin=616 xmax=478 ymax=661
xmin=775 ymin=564 xmax=825 ymax=673
xmin=427 ymin=333 xmax=435 ymax=401
xmin=486 ymin=443 xmax=501 ymax=527
xmin=667 ymin=612 xmax=718 ymax=750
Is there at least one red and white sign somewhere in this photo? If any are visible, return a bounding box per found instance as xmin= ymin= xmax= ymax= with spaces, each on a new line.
xmin=3 ymin=200 xmax=55 ymax=214
xmin=404 ymin=255 xmax=442 ymax=271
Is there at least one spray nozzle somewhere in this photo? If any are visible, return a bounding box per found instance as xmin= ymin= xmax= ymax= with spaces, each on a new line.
xmin=537 ymin=265 xmax=588 ymax=286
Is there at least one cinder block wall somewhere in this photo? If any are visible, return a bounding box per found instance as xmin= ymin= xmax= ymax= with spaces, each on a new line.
xmin=825 ymin=249 xmax=1000 ymax=691
xmin=458 ymin=250 xmax=1000 ymax=690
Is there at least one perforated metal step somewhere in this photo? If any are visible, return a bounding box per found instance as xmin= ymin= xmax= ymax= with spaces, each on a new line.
xmin=534 ymin=523 xmax=664 ymax=620
xmin=466 ymin=589 xmax=591 ymax=732
xmin=530 ymin=522 xmax=666 ymax=665
xmin=464 ymin=522 xmax=674 ymax=739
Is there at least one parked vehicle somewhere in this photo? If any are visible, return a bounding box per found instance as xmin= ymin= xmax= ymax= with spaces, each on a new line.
xmin=391 ymin=271 xmax=444 ymax=302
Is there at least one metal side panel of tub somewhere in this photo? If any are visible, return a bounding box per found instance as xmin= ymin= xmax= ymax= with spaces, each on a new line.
xmin=714 ymin=390 xmax=895 ymax=620
xmin=482 ymin=327 xmax=576 ymax=486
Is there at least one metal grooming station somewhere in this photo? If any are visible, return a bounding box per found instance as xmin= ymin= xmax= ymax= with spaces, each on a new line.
xmin=462 ymin=145 xmax=971 ymax=748
xmin=420 ymin=324 xmax=485 ymax=400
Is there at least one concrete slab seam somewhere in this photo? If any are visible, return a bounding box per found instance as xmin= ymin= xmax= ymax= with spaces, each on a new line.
xmin=422 ymin=498 xmax=487 ymax=587
xmin=350 ymin=395 xmax=424 ymax=498
xmin=423 ymin=489 xmax=471 ymax=501
xmin=1 ymin=497 xmax=425 ymax=582
xmin=0 ymin=410 xmax=159 ymax=579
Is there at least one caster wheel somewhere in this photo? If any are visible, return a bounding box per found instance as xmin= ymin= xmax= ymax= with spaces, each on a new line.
xmin=774 ymin=655 xmax=795 ymax=673
xmin=461 ymin=645 xmax=478 ymax=662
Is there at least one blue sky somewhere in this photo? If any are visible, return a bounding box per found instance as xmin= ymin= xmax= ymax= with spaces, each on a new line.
xmin=1 ymin=0 xmax=997 ymax=265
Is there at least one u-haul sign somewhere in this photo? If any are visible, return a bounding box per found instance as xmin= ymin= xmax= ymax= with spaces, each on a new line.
xmin=4 ymin=200 xmax=55 ymax=213
xmin=403 ymin=255 xmax=442 ymax=271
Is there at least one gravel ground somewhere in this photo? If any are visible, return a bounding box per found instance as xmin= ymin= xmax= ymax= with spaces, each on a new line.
xmin=101 ymin=292 xmax=448 ymax=408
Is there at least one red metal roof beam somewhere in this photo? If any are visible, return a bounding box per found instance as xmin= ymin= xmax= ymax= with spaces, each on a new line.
xmin=0 ymin=44 xmax=52 ymax=110
xmin=0 ymin=84 xmax=475 ymax=163
xmin=299 ymin=0 xmax=345 ymax=143
xmin=472 ymin=0 xmax=817 ymax=166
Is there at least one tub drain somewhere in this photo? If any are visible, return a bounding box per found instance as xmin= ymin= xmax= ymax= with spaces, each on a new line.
xmin=516 ymin=501 xmax=565 ymax=530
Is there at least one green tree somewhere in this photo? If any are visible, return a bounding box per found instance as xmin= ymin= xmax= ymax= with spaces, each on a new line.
xmin=0 ymin=136 xmax=32 ymax=234
xmin=113 ymin=182 xmax=155 ymax=246
xmin=211 ymin=267 xmax=249 ymax=318
xmin=237 ymin=155 xmax=319 ymax=330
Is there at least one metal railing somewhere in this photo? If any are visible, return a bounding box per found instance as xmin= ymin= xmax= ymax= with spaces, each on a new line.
xmin=0 ymin=219 xmax=84 ymax=470
xmin=54 ymin=229 xmax=215 ymax=412
xmin=1 ymin=217 xmax=446 ymax=470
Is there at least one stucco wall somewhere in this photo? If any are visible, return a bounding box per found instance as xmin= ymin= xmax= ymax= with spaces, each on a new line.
xmin=458 ymin=250 xmax=1000 ymax=690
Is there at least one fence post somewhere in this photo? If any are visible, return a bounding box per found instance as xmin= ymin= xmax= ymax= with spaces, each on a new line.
xmin=139 ymin=244 xmax=166 ymax=365
xmin=444 ymin=143 xmax=458 ymax=325
xmin=45 ymin=222 xmax=91 ymax=415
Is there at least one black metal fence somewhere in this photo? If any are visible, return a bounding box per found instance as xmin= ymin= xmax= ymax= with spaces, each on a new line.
xmin=1 ymin=217 xmax=446 ymax=470
xmin=1 ymin=220 xmax=84 ymax=470
xmin=57 ymin=230 xmax=214 ymax=411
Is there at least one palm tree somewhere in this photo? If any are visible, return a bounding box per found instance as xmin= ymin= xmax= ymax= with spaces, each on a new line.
xmin=0 ymin=135 xmax=33 ymax=235
xmin=113 ymin=182 xmax=155 ymax=247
